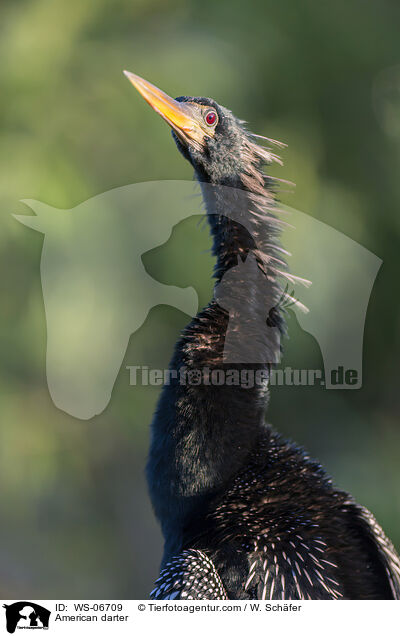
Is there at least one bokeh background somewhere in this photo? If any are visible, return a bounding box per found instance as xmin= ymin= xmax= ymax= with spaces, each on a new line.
xmin=1 ymin=0 xmax=400 ymax=598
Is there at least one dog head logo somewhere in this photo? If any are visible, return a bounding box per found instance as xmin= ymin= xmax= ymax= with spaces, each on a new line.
xmin=3 ymin=602 xmax=50 ymax=633
xmin=14 ymin=181 xmax=382 ymax=418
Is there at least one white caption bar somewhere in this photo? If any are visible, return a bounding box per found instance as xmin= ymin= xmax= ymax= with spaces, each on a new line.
xmin=1 ymin=599 xmax=398 ymax=636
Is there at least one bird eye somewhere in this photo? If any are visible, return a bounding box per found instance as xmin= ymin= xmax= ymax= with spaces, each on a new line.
xmin=204 ymin=110 xmax=218 ymax=126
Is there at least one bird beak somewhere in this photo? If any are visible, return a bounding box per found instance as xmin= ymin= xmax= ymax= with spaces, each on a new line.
xmin=123 ymin=70 xmax=206 ymax=150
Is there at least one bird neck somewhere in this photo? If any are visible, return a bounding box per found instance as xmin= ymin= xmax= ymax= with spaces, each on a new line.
xmin=197 ymin=170 xmax=272 ymax=281
xmin=147 ymin=149 xmax=285 ymax=554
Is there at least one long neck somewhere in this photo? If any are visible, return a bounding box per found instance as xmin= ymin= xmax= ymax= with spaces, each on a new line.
xmin=147 ymin=150 xmax=285 ymax=556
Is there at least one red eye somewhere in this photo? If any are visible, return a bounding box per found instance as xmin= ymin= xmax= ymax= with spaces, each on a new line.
xmin=205 ymin=110 xmax=217 ymax=126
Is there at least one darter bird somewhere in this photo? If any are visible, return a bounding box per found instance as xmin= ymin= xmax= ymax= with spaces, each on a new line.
xmin=124 ymin=70 xmax=400 ymax=600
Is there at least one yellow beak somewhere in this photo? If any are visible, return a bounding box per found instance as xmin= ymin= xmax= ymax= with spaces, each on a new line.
xmin=123 ymin=70 xmax=206 ymax=150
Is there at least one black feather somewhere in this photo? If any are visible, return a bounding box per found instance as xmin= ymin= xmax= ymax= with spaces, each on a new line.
xmin=146 ymin=95 xmax=400 ymax=599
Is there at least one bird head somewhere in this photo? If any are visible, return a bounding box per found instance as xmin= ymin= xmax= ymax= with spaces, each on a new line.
xmin=123 ymin=70 xmax=268 ymax=185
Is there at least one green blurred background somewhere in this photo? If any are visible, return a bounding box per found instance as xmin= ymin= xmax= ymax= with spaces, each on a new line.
xmin=1 ymin=0 xmax=399 ymax=598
